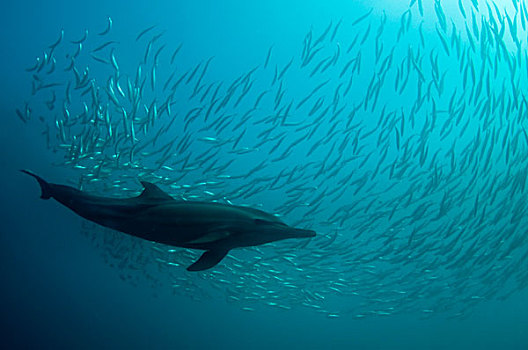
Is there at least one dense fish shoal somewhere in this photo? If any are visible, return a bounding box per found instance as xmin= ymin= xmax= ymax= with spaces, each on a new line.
xmin=19 ymin=0 xmax=528 ymax=319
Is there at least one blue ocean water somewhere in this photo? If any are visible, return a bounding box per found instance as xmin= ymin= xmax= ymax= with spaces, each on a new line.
xmin=1 ymin=0 xmax=528 ymax=349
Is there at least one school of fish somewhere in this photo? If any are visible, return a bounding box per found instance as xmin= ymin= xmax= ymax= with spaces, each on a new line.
xmin=18 ymin=0 xmax=528 ymax=319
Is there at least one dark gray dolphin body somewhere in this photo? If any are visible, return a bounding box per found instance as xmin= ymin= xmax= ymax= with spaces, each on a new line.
xmin=21 ymin=170 xmax=316 ymax=271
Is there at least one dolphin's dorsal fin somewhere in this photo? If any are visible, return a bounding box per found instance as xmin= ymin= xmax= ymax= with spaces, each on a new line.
xmin=139 ymin=181 xmax=174 ymax=201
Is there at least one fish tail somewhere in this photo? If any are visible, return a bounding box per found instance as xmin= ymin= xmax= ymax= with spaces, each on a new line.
xmin=20 ymin=170 xmax=52 ymax=199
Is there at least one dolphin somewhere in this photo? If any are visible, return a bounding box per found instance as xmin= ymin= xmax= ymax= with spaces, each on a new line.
xmin=21 ymin=170 xmax=316 ymax=271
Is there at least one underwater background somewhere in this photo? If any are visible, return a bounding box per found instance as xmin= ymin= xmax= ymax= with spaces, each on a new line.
xmin=1 ymin=0 xmax=528 ymax=348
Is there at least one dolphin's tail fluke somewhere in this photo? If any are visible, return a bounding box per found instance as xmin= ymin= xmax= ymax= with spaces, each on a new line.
xmin=20 ymin=170 xmax=52 ymax=199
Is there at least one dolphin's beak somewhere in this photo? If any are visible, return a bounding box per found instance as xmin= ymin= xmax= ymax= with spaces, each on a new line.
xmin=289 ymin=228 xmax=316 ymax=238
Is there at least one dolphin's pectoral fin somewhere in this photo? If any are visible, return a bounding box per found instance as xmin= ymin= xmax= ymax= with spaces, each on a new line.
xmin=187 ymin=249 xmax=229 ymax=271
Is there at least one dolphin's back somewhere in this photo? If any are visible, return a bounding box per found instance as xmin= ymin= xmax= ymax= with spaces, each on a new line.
xmin=134 ymin=202 xmax=260 ymax=237
xmin=141 ymin=202 xmax=281 ymax=226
